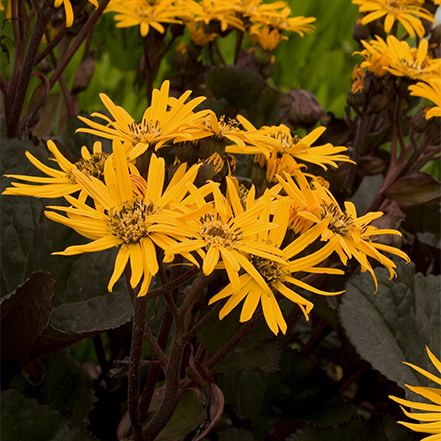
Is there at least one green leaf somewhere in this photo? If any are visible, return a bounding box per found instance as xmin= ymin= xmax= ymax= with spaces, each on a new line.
xmin=1 ymin=389 xmax=97 ymax=441
xmin=338 ymin=261 xmax=440 ymax=394
xmin=1 ymin=272 xmax=54 ymax=386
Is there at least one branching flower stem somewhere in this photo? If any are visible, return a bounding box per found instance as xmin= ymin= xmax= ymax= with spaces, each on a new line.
xmin=6 ymin=2 xmax=54 ymax=137
xmin=344 ymin=115 xmax=370 ymax=194
xmin=49 ymin=0 xmax=110 ymax=88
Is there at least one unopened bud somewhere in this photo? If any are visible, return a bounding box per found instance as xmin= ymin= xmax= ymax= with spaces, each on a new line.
xmin=410 ymin=108 xmax=432 ymax=132
xmin=72 ymin=54 xmax=95 ymax=94
xmin=288 ymin=88 xmax=324 ymax=127
xmin=353 ymin=23 xmax=370 ymax=43
xmin=430 ymin=25 xmax=441 ymax=46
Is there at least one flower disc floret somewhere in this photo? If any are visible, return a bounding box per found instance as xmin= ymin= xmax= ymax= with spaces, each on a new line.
xmin=72 ymin=152 xmax=110 ymax=181
xmin=199 ymin=214 xmax=240 ymax=248
xmin=320 ymin=202 xmax=354 ymax=236
xmin=251 ymin=255 xmax=290 ymax=284
xmin=106 ymin=198 xmax=157 ymax=243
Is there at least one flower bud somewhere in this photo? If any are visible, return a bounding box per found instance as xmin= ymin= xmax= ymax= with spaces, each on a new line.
xmin=353 ymin=23 xmax=370 ymax=43
xmin=410 ymin=108 xmax=432 ymax=132
xmin=288 ymin=88 xmax=324 ymax=128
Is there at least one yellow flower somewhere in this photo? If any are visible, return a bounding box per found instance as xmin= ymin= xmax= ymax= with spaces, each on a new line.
xmin=355 ymin=38 xmax=392 ymax=77
xmin=250 ymin=6 xmax=315 ymax=37
xmin=3 ymin=140 xmax=110 ymax=198
xmin=384 ymin=35 xmax=441 ymax=80
xmin=77 ymin=80 xmax=209 ymax=160
xmin=209 ymin=189 xmax=344 ymax=335
xmin=186 ymin=20 xmax=218 ymax=46
xmin=45 ymin=139 xmax=201 ymax=297
xmin=55 ymin=0 xmax=98 ymax=28
xmin=164 ymin=178 xmax=286 ymax=296
xmin=389 ymin=347 xmax=441 ymax=441
xmin=192 ymin=0 xmax=245 ymax=32
xmin=106 ymin=0 xmax=183 ymax=36
xmin=277 ymin=172 xmax=410 ymax=292
xmin=250 ymin=25 xmax=288 ymax=51
xmin=352 ymin=0 xmax=436 ymax=38
xmin=239 ymin=118 xmax=353 ymax=183
xmin=409 ymin=78 xmax=441 ymax=119
xmin=351 ymin=65 xmax=365 ymax=93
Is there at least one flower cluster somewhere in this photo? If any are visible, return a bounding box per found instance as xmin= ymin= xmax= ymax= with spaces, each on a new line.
xmin=104 ymin=0 xmax=315 ymax=52
xmin=3 ymin=80 xmax=410 ymax=335
xmin=351 ymin=1 xmax=441 ymax=120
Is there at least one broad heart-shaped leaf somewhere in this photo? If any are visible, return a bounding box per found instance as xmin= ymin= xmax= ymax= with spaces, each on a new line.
xmin=206 ymin=66 xmax=265 ymax=110
xmin=385 ymin=171 xmax=441 ymax=207
xmin=198 ymin=306 xmax=279 ymax=373
xmin=11 ymin=349 xmax=97 ymax=430
xmin=1 ymin=389 xmax=97 ymax=441
xmin=127 ymin=388 xmax=205 ymax=441
xmin=338 ymin=261 xmax=440 ymax=396
xmin=1 ymin=137 xmax=133 ymax=334
xmin=1 ymin=271 xmax=55 ymax=387
xmin=217 ymin=427 xmax=256 ymax=441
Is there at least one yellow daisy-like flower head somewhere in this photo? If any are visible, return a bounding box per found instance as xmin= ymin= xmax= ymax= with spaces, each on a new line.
xmin=389 ymin=346 xmax=441 ymax=440
xmin=409 ymin=78 xmax=441 ymax=119
xmin=54 ymin=0 xmax=99 ymax=27
xmin=351 ymin=65 xmax=366 ymax=93
xmin=242 ymin=121 xmax=353 ymax=183
xmin=192 ymin=0 xmax=245 ymax=33
xmin=384 ymin=35 xmax=441 ymax=80
xmin=277 ymin=172 xmax=410 ymax=292
xmin=209 ymin=188 xmax=345 ymax=335
xmin=106 ymin=0 xmax=183 ymax=36
xmin=250 ymin=25 xmax=288 ymax=51
xmin=352 ymin=0 xmax=436 ymax=38
xmin=77 ymin=80 xmax=209 ymax=161
xmin=165 ymin=178 xmax=287 ymax=297
xmin=3 ymin=140 xmax=109 ymax=198
xmin=355 ymin=37 xmax=392 ymax=77
xmin=186 ymin=20 xmax=218 ymax=46
xmin=195 ymin=112 xmax=273 ymax=159
xmin=45 ymin=139 xmax=202 ymax=297
xmin=250 ymin=5 xmax=316 ymax=37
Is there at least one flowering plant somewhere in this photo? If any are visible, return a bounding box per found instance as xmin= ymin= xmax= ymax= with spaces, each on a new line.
xmin=1 ymin=1 xmax=439 ymax=440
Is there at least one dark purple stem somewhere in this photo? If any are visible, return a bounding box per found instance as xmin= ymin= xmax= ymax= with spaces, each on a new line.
xmin=48 ymin=0 xmax=110 ymax=88
xmin=128 ymin=293 xmax=148 ymax=441
xmin=6 ymin=3 xmax=54 ymax=137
